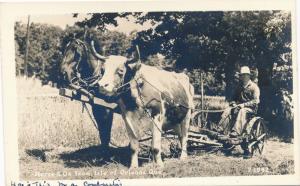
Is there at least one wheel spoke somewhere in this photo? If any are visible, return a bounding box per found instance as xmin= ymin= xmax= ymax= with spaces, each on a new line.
xmin=256 ymin=122 xmax=261 ymax=138
xmin=257 ymin=142 xmax=264 ymax=154
xmin=246 ymin=119 xmax=266 ymax=156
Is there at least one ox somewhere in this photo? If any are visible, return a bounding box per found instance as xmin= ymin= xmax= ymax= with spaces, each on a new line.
xmin=97 ymin=48 xmax=194 ymax=168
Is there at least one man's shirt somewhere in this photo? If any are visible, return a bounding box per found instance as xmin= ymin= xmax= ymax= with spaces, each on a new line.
xmin=231 ymin=80 xmax=260 ymax=111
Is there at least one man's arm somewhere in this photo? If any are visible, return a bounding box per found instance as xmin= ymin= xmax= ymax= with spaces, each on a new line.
xmin=240 ymin=84 xmax=260 ymax=108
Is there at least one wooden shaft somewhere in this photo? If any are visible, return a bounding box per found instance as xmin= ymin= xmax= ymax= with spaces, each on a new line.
xmin=200 ymin=71 xmax=204 ymax=125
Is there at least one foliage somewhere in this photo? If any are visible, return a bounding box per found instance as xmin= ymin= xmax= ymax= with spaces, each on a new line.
xmin=15 ymin=22 xmax=64 ymax=84
xmin=15 ymin=23 xmax=132 ymax=86
xmin=61 ymin=25 xmax=132 ymax=56
xmin=74 ymin=13 xmax=132 ymax=30
xmin=128 ymin=11 xmax=292 ymax=137
xmin=15 ymin=11 xmax=293 ymax=138
xmin=188 ymin=69 xmax=226 ymax=96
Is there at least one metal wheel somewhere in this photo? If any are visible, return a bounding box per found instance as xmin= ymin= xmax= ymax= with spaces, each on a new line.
xmin=242 ymin=117 xmax=266 ymax=156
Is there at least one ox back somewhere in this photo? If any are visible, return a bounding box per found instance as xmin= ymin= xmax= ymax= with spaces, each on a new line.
xmin=120 ymin=64 xmax=194 ymax=131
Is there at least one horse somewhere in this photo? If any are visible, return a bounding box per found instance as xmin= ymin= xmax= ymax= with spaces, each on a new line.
xmin=60 ymin=34 xmax=114 ymax=150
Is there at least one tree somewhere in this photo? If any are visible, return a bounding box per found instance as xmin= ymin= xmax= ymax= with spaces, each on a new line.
xmin=15 ymin=22 xmax=133 ymax=86
xmin=130 ymin=11 xmax=292 ymax=136
xmin=15 ymin=22 xmax=64 ymax=84
xmin=61 ymin=25 xmax=132 ymax=57
xmin=17 ymin=11 xmax=292 ymax=137
xmin=15 ymin=22 xmax=27 ymax=75
xmin=74 ymin=13 xmax=133 ymax=30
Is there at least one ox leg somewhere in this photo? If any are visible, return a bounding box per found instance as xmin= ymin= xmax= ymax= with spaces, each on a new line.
xmin=118 ymin=99 xmax=140 ymax=168
xmin=179 ymin=110 xmax=191 ymax=160
xmin=92 ymin=105 xmax=113 ymax=149
xmin=152 ymin=114 xmax=163 ymax=167
xmin=128 ymin=134 xmax=139 ymax=169
xmin=123 ymin=114 xmax=139 ymax=169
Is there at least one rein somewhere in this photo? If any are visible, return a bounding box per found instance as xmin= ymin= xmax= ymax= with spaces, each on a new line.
xmin=69 ymin=38 xmax=103 ymax=89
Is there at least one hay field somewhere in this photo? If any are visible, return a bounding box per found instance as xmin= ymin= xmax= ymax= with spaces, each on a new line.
xmin=17 ymin=77 xmax=128 ymax=150
xmin=17 ymin=77 xmax=294 ymax=180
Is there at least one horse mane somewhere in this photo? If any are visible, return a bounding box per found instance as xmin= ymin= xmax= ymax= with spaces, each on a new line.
xmin=61 ymin=38 xmax=102 ymax=88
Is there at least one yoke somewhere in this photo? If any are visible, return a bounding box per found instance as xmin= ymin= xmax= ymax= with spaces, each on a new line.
xmin=59 ymin=88 xmax=118 ymax=109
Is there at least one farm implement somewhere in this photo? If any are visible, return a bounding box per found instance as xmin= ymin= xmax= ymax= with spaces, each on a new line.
xmin=187 ymin=119 xmax=266 ymax=156
xmin=59 ymin=87 xmax=267 ymax=158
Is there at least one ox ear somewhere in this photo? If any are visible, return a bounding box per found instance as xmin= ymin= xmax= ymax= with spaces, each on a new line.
xmin=126 ymin=45 xmax=141 ymax=71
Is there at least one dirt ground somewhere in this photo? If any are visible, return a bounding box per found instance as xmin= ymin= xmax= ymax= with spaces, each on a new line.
xmin=19 ymin=139 xmax=294 ymax=180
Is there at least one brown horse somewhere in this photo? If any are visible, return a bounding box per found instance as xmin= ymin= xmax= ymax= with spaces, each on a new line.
xmin=60 ymin=34 xmax=113 ymax=149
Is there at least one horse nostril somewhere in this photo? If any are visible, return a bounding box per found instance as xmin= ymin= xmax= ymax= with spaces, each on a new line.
xmin=104 ymin=84 xmax=109 ymax=87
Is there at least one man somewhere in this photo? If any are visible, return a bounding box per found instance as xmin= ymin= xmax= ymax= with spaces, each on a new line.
xmin=217 ymin=66 xmax=260 ymax=137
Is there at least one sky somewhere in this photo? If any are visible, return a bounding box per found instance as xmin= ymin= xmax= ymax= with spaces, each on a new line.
xmin=18 ymin=14 xmax=153 ymax=35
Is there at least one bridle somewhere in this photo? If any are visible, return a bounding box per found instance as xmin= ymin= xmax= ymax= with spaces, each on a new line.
xmin=65 ymin=38 xmax=103 ymax=90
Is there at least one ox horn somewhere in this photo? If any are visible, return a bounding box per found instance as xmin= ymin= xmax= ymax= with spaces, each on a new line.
xmin=90 ymin=40 xmax=107 ymax=61
xmin=128 ymin=45 xmax=141 ymax=63
xmin=126 ymin=45 xmax=141 ymax=70
xmin=135 ymin=45 xmax=141 ymax=62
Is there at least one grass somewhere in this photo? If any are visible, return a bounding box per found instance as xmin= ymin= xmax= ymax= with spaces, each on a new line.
xmin=17 ymin=77 xmax=294 ymax=179
xmin=17 ymin=77 xmax=128 ymax=150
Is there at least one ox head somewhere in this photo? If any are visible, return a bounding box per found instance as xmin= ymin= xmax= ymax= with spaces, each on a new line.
xmin=97 ymin=46 xmax=141 ymax=96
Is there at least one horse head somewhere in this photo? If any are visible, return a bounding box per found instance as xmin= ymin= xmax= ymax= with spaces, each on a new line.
xmin=60 ymin=36 xmax=106 ymax=87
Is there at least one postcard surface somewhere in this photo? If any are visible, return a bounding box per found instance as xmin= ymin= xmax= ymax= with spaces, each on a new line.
xmin=0 ymin=0 xmax=299 ymax=185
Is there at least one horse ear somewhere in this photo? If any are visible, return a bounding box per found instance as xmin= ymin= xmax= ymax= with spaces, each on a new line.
xmin=126 ymin=45 xmax=141 ymax=71
xmin=127 ymin=62 xmax=141 ymax=71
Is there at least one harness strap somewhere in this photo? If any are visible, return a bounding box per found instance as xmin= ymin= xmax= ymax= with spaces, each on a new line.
xmin=134 ymin=78 xmax=164 ymax=134
xmin=133 ymin=78 xmax=194 ymax=155
xmin=70 ymin=39 xmax=103 ymax=88
xmin=116 ymin=75 xmax=228 ymax=113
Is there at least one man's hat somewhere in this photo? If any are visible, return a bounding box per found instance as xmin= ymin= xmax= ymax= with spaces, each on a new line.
xmin=240 ymin=66 xmax=250 ymax=74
